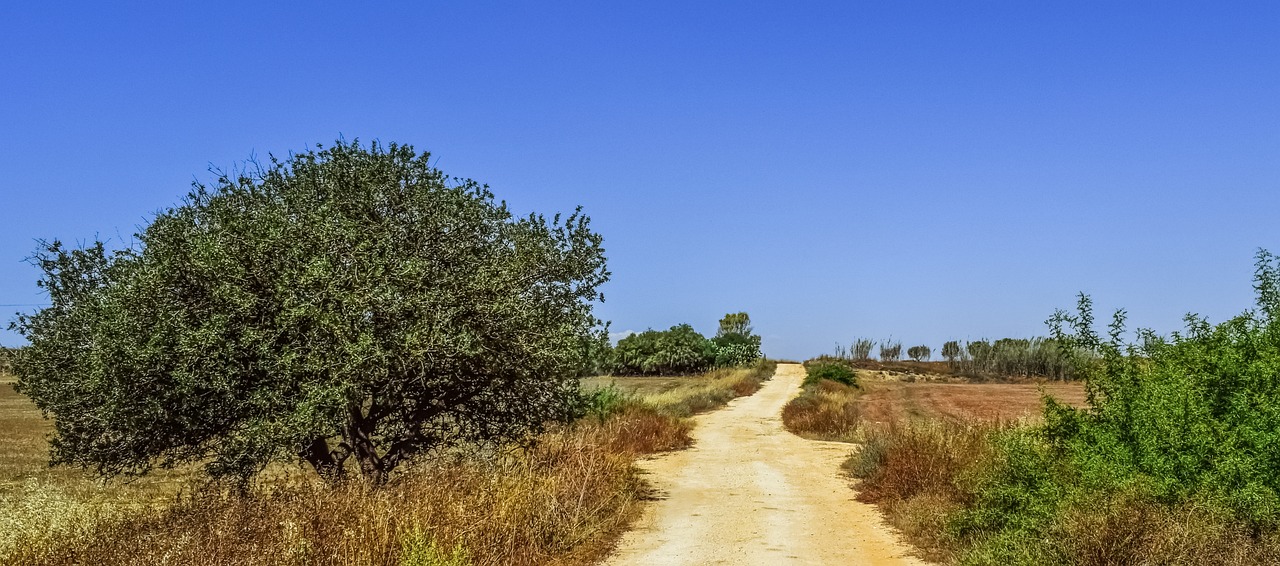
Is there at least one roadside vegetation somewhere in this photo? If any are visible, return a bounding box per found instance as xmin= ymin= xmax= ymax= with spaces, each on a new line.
xmin=848 ymin=251 xmax=1280 ymax=565
xmin=829 ymin=336 xmax=1087 ymax=382
xmin=3 ymin=359 xmax=774 ymax=565
xmin=780 ymin=359 xmax=861 ymax=442
xmin=606 ymin=312 xmax=763 ymax=375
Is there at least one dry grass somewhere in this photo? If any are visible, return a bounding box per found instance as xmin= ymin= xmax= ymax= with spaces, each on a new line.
xmin=584 ymin=361 xmax=775 ymax=419
xmin=781 ymin=380 xmax=861 ymax=442
xmin=1049 ymin=494 xmax=1280 ymax=566
xmin=847 ymin=421 xmax=1280 ymax=565
xmin=843 ymin=421 xmax=1014 ymax=563
xmin=780 ymin=373 xmax=1082 ymax=444
xmin=1 ymin=375 xmax=206 ymax=558
xmin=8 ymin=420 xmax=647 ymax=566
xmin=0 ymin=363 xmax=774 ymax=565
xmin=853 ymin=379 xmax=1086 ymax=424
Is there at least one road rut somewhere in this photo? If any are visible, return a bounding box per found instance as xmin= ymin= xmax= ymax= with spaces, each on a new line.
xmin=603 ymin=363 xmax=928 ymax=566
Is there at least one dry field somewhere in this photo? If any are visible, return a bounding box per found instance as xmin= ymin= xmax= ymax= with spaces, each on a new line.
xmin=782 ymin=367 xmax=1088 ymax=444
xmin=1 ymin=374 xmax=196 ymax=496
xmin=853 ymin=375 xmax=1088 ymax=424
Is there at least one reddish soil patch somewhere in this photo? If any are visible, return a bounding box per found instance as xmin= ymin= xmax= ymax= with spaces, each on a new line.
xmin=855 ymin=379 xmax=1087 ymax=424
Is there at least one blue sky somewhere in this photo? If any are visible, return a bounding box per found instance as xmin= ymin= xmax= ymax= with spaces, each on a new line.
xmin=2 ymin=2 xmax=1277 ymax=359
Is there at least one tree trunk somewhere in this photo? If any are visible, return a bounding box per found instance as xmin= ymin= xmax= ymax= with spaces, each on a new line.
xmin=301 ymin=437 xmax=343 ymax=481
xmin=345 ymin=403 xmax=390 ymax=485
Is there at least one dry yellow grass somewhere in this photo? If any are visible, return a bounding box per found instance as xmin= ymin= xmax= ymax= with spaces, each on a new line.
xmin=1 ymin=363 xmax=774 ymax=565
xmin=781 ymin=379 xmax=861 ymax=442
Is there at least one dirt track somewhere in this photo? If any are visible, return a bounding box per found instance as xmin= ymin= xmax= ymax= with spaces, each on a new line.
xmin=603 ymin=363 xmax=927 ymax=566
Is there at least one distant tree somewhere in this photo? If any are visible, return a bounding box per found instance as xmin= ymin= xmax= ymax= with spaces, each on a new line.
xmin=612 ymin=324 xmax=715 ymax=375
xmin=907 ymin=345 xmax=931 ymax=362
xmin=941 ymin=340 xmax=962 ymax=363
xmin=716 ymin=312 xmax=753 ymax=339
xmin=879 ymin=341 xmax=902 ymax=362
xmin=12 ymin=140 xmax=609 ymax=485
xmin=967 ymin=340 xmax=992 ymax=363
xmin=851 ymin=338 xmax=875 ymax=361
xmin=712 ymin=311 xmax=762 ymax=367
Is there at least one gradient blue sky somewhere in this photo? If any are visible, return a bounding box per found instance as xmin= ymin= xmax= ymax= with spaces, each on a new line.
xmin=2 ymin=2 xmax=1277 ymax=359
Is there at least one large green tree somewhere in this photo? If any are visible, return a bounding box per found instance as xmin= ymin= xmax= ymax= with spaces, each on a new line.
xmin=13 ymin=140 xmax=609 ymax=484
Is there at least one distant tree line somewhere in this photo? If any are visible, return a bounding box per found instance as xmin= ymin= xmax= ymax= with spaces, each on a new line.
xmin=830 ymin=336 xmax=1087 ymax=380
xmin=605 ymin=312 xmax=763 ymax=375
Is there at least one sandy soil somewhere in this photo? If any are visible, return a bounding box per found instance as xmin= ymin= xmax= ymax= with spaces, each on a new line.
xmin=603 ymin=363 xmax=927 ymax=566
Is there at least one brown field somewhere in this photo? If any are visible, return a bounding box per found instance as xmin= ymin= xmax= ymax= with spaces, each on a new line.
xmin=0 ymin=374 xmax=196 ymax=499
xmin=854 ymin=376 xmax=1088 ymax=424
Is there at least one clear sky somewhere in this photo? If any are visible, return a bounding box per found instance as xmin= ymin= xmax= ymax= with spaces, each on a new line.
xmin=2 ymin=2 xmax=1277 ymax=359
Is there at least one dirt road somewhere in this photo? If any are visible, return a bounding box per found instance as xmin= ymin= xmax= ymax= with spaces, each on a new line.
xmin=603 ymin=363 xmax=928 ymax=566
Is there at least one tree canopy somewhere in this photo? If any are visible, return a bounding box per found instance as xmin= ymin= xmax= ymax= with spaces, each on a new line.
xmin=607 ymin=313 xmax=762 ymax=375
xmin=12 ymin=140 xmax=609 ymax=484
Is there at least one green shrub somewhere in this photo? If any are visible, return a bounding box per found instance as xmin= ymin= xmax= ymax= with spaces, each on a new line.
xmin=400 ymin=528 xmax=470 ymax=566
xmin=610 ymin=313 xmax=764 ymax=375
xmin=610 ymin=324 xmax=715 ymax=375
xmin=803 ymin=362 xmax=858 ymax=387
xmin=712 ymin=339 xmax=762 ymax=368
xmin=579 ymin=385 xmax=630 ymax=423
xmin=1041 ymin=253 xmax=1280 ymax=528
xmin=851 ymin=252 xmax=1280 ymax=565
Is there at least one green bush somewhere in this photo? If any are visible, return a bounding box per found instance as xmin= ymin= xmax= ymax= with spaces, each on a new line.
xmin=949 ymin=250 xmax=1280 ymax=563
xmin=804 ymin=362 xmax=858 ymax=387
xmin=609 ymin=313 xmax=763 ymax=375
xmin=578 ymin=384 xmax=631 ymax=424
xmin=400 ymin=528 xmax=470 ymax=566
xmin=1040 ymin=253 xmax=1280 ymax=528
xmin=713 ymin=341 xmax=762 ymax=368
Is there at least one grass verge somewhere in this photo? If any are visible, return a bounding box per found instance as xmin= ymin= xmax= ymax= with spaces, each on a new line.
xmin=781 ymin=379 xmax=861 ymax=442
xmin=848 ymin=421 xmax=1280 ymax=565
xmin=2 ymin=361 xmax=775 ymax=565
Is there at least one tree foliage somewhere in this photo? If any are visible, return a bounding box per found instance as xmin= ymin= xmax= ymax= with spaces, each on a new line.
xmin=0 ymin=346 xmax=16 ymax=374
xmin=716 ymin=312 xmax=752 ymax=338
xmin=907 ymin=345 xmax=931 ymax=362
xmin=955 ymin=337 xmax=1082 ymax=380
xmin=941 ymin=340 xmax=962 ymax=363
xmin=879 ymin=340 xmax=902 ymax=362
xmin=611 ymin=325 xmax=716 ymax=376
xmin=12 ymin=140 xmax=609 ymax=484
xmin=938 ymin=250 xmax=1280 ymax=563
xmin=609 ymin=313 xmax=762 ymax=375
xmin=1039 ymin=249 xmax=1280 ymax=527
xmin=851 ymin=338 xmax=876 ymax=361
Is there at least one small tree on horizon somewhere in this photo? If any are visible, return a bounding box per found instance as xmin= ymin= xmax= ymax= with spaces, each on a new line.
xmin=851 ymin=338 xmax=875 ymax=361
xmin=941 ymin=340 xmax=962 ymax=364
xmin=12 ymin=140 xmax=609 ymax=485
xmin=907 ymin=345 xmax=931 ymax=362
xmin=879 ymin=340 xmax=902 ymax=362
xmin=716 ymin=312 xmax=753 ymax=338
